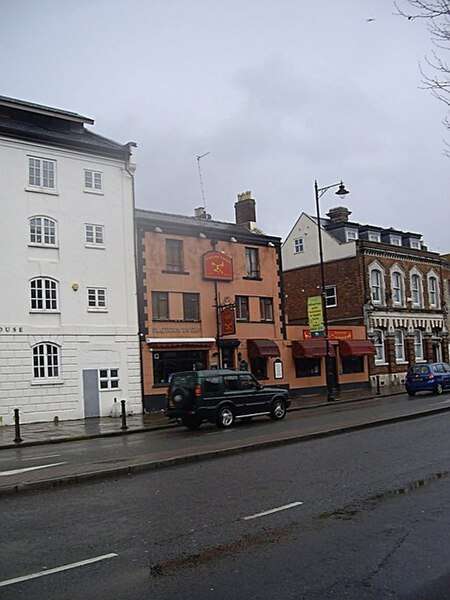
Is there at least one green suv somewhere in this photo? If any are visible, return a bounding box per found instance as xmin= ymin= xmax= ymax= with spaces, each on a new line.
xmin=165 ymin=369 xmax=290 ymax=430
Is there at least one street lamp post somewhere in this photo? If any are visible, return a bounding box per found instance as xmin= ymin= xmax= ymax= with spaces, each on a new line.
xmin=314 ymin=180 xmax=350 ymax=402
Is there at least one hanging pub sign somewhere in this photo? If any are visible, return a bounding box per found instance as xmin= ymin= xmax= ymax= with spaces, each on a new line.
xmin=220 ymin=306 xmax=236 ymax=336
xmin=203 ymin=251 xmax=233 ymax=281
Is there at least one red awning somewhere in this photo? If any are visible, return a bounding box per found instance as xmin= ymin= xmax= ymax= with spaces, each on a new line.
xmin=292 ymin=340 xmax=336 ymax=358
xmin=247 ymin=339 xmax=280 ymax=358
xmin=339 ymin=339 xmax=376 ymax=356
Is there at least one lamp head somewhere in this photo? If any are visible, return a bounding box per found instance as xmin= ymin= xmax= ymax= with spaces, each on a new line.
xmin=335 ymin=181 xmax=349 ymax=199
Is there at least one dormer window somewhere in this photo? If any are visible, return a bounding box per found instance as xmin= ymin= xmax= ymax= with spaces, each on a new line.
xmin=409 ymin=239 xmax=421 ymax=249
xmin=368 ymin=232 xmax=381 ymax=242
xmin=390 ymin=235 xmax=402 ymax=246
xmin=345 ymin=228 xmax=358 ymax=242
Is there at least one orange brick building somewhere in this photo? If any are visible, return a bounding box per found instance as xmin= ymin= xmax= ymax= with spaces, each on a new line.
xmin=136 ymin=194 xmax=289 ymax=411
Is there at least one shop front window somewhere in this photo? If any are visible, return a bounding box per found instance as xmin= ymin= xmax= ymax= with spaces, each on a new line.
xmin=250 ymin=357 xmax=267 ymax=380
xmin=152 ymin=349 xmax=207 ymax=384
xmin=295 ymin=358 xmax=321 ymax=378
xmin=342 ymin=356 xmax=364 ymax=374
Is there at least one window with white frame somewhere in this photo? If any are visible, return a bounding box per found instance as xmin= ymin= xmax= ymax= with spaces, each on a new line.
xmin=325 ymin=285 xmax=337 ymax=307
xmin=294 ymin=237 xmax=304 ymax=253
xmin=394 ymin=329 xmax=406 ymax=362
xmin=30 ymin=278 xmax=58 ymax=311
xmin=391 ymin=270 xmax=404 ymax=306
xmin=28 ymin=157 xmax=56 ymax=190
xmin=390 ymin=235 xmax=402 ymax=246
xmin=32 ymin=343 xmax=60 ymax=379
xmin=410 ymin=272 xmax=423 ymax=307
xmin=87 ymin=287 xmax=107 ymax=310
xmin=428 ymin=274 xmax=439 ymax=308
xmin=84 ymin=169 xmax=103 ymax=192
xmin=370 ymin=267 xmax=384 ymax=304
xmin=99 ymin=368 xmax=119 ymax=389
xmin=368 ymin=232 xmax=381 ymax=242
xmin=413 ymin=329 xmax=424 ymax=360
xmin=85 ymin=224 xmax=104 ymax=246
xmin=29 ymin=216 xmax=57 ymax=246
xmin=345 ymin=228 xmax=358 ymax=241
xmin=373 ymin=329 xmax=385 ymax=363
xmin=410 ymin=239 xmax=421 ymax=249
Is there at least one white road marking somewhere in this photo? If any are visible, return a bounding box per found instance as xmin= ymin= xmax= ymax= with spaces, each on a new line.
xmin=0 ymin=553 xmax=118 ymax=588
xmin=0 ymin=462 xmax=66 ymax=477
xmin=241 ymin=501 xmax=303 ymax=521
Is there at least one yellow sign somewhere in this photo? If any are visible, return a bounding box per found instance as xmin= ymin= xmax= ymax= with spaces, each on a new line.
xmin=307 ymin=296 xmax=324 ymax=337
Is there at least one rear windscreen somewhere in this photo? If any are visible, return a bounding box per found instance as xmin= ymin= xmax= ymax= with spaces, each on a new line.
xmin=170 ymin=373 xmax=196 ymax=388
xmin=409 ymin=366 xmax=429 ymax=376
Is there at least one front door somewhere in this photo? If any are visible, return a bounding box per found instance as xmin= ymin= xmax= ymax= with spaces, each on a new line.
xmin=83 ymin=369 xmax=100 ymax=418
xmin=221 ymin=347 xmax=235 ymax=370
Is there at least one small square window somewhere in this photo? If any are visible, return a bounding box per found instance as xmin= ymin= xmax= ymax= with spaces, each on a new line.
xmin=84 ymin=170 xmax=103 ymax=192
xmin=99 ymin=368 xmax=120 ymax=390
xmin=294 ymin=237 xmax=304 ymax=253
xmin=85 ymin=224 xmax=104 ymax=246
xmin=87 ymin=287 xmax=107 ymax=310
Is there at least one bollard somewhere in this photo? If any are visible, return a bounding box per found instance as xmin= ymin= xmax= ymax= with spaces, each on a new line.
xmin=120 ymin=399 xmax=128 ymax=431
xmin=14 ymin=408 xmax=23 ymax=444
xmin=376 ymin=375 xmax=381 ymax=396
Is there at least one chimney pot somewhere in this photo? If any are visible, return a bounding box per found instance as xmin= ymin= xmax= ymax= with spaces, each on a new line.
xmin=326 ymin=206 xmax=351 ymax=223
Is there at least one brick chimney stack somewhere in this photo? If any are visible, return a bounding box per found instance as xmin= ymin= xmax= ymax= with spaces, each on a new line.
xmin=326 ymin=206 xmax=352 ymax=223
xmin=235 ymin=191 xmax=256 ymax=229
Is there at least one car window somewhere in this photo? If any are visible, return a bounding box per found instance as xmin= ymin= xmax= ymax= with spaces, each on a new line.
xmin=203 ymin=376 xmax=221 ymax=396
xmin=409 ymin=366 xmax=429 ymax=376
xmin=223 ymin=375 xmax=240 ymax=391
xmin=433 ymin=364 xmax=445 ymax=373
xmin=171 ymin=373 xmax=196 ymax=389
xmin=443 ymin=364 xmax=450 ymax=373
xmin=239 ymin=374 xmax=258 ymax=390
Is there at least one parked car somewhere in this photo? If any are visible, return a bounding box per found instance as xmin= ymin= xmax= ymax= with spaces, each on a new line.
xmin=405 ymin=362 xmax=450 ymax=396
xmin=165 ymin=369 xmax=290 ymax=429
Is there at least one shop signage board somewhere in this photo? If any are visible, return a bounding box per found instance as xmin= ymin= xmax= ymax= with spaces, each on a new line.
xmin=203 ymin=251 xmax=233 ymax=281
xmin=307 ymin=295 xmax=324 ymax=338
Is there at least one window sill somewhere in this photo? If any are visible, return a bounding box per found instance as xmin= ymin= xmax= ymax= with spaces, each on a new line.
xmin=243 ymin=276 xmax=262 ymax=281
xmin=162 ymin=270 xmax=190 ymax=276
xmin=31 ymin=379 xmax=63 ymax=386
xmin=84 ymin=189 xmax=104 ymax=195
xmin=28 ymin=243 xmax=59 ymax=249
xmin=374 ymin=361 xmax=388 ymax=366
xmin=25 ymin=186 xmax=59 ymax=196
xmin=88 ymin=308 xmax=108 ymax=313
xmin=85 ymin=244 xmax=105 ymax=250
xmin=29 ymin=310 xmax=60 ymax=314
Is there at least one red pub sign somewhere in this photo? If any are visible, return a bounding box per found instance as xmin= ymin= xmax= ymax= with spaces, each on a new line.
xmin=304 ymin=329 xmax=353 ymax=340
xmin=202 ymin=251 xmax=233 ymax=281
xmin=221 ymin=306 xmax=236 ymax=336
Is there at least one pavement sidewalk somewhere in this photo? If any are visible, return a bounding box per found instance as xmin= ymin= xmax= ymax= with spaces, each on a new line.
xmin=0 ymin=385 xmax=404 ymax=450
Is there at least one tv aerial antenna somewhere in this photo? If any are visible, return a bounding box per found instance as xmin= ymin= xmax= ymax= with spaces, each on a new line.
xmin=196 ymin=152 xmax=210 ymax=209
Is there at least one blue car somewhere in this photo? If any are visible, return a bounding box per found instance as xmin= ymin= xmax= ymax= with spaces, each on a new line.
xmin=405 ymin=362 xmax=450 ymax=396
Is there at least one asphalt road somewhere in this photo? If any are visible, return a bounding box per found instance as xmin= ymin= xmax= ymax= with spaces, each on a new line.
xmin=1 ymin=392 xmax=450 ymax=494
xmin=0 ymin=411 xmax=449 ymax=599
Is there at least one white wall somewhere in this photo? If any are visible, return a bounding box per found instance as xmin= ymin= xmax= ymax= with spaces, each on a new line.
xmin=0 ymin=135 xmax=141 ymax=425
xmin=282 ymin=212 xmax=356 ymax=271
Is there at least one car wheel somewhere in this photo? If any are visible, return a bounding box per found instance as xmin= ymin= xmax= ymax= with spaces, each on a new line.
xmin=216 ymin=405 xmax=235 ymax=428
xmin=181 ymin=415 xmax=202 ymax=430
xmin=407 ymin=390 xmax=416 ymax=397
xmin=270 ymin=398 xmax=287 ymax=421
xmin=434 ymin=383 xmax=443 ymax=395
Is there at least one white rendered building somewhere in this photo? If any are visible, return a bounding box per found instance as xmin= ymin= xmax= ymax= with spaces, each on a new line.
xmin=0 ymin=96 xmax=141 ymax=424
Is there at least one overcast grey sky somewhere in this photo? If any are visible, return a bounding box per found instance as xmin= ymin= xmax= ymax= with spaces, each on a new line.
xmin=2 ymin=0 xmax=449 ymax=252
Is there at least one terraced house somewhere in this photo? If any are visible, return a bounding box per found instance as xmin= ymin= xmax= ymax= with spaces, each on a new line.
xmin=0 ymin=96 xmax=141 ymax=424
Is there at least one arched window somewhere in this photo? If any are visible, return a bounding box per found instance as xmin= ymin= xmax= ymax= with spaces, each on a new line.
xmin=373 ymin=329 xmax=385 ymax=363
xmin=32 ymin=343 xmax=60 ymax=379
xmin=30 ymin=278 xmax=59 ymax=311
xmin=370 ymin=268 xmax=384 ymax=304
xmin=427 ymin=274 xmax=439 ymax=308
xmin=413 ymin=330 xmax=424 ymax=361
xmin=391 ymin=270 xmax=404 ymax=306
xmin=29 ymin=216 xmax=57 ymax=246
xmin=394 ymin=329 xmax=405 ymax=362
xmin=410 ymin=271 xmax=423 ymax=308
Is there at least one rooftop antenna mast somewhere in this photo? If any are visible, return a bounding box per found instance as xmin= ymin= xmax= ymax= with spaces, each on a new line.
xmin=196 ymin=152 xmax=210 ymax=209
